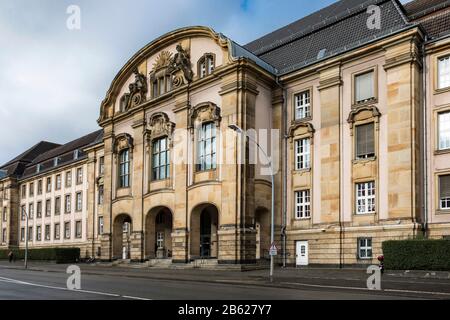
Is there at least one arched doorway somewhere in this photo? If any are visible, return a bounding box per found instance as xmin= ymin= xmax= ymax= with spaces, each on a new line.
xmin=145 ymin=207 xmax=173 ymax=259
xmin=190 ymin=204 xmax=219 ymax=259
xmin=113 ymin=214 xmax=132 ymax=260
xmin=255 ymin=207 xmax=270 ymax=260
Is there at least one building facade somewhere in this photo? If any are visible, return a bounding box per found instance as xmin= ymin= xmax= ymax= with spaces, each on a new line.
xmin=1 ymin=0 xmax=450 ymax=267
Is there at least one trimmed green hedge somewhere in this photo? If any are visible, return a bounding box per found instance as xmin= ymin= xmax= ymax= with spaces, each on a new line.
xmin=382 ymin=239 xmax=450 ymax=271
xmin=0 ymin=248 xmax=80 ymax=264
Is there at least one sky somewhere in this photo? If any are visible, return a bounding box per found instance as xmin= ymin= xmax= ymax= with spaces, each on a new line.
xmin=0 ymin=0 xmax=412 ymax=165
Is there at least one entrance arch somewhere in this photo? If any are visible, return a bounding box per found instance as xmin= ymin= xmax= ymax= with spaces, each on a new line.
xmin=145 ymin=206 xmax=173 ymax=259
xmin=255 ymin=207 xmax=270 ymax=260
xmin=190 ymin=204 xmax=219 ymax=259
xmin=113 ymin=214 xmax=132 ymax=260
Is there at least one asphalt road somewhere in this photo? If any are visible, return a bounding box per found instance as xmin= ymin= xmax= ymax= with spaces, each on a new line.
xmin=0 ymin=265 xmax=443 ymax=300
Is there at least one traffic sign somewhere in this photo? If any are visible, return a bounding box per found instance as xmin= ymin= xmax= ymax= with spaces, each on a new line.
xmin=269 ymin=242 xmax=278 ymax=256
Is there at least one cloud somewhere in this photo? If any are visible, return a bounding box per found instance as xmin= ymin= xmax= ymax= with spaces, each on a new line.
xmin=0 ymin=0 xmax=335 ymax=165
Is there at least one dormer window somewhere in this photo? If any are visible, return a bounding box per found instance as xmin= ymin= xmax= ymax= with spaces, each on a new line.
xmin=36 ymin=164 xmax=42 ymax=173
xmin=74 ymin=149 xmax=80 ymax=160
xmin=53 ymin=157 xmax=60 ymax=167
xmin=198 ymin=54 xmax=215 ymax=78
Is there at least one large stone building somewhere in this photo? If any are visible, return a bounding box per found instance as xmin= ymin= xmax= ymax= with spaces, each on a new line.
xmin=1 ymin=0 xmax=450 ymax=267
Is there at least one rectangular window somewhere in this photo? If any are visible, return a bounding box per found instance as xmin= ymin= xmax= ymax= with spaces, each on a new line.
xmin=55 ymin=197 xmax=61 ymax=215
xmin=45 ymin=199 xmax=51 ymax=217
xmin=2 ymin=207 xmax=6 ymax=222
xmin=438 ymin=55 xmax=450 ymax=89
xmin=197 ymin=122 xmax=217 ymax=171
xmin=98 ymin=185 xmax=104 ymax=205
xmin=56 ymin=174 xmax=61 ymax=190
xmin=65 ymin=195 xmax=71 ymax=214
xmin=119 ymin=150 xmax=130 ymax=188
xmin=21 ymin=185 xmax=26 ymax=198
xmin=439 ymin=175 xmax=450 ymax=210
xmin=76 ymin=192 xmax=82 ymax=212
xmin=1 ymin=228 xmax=6 ymax=243
xmin=438 ymin=111 xmax=450 ymax=150
xmin=20 ymin=228 xmax=25 ymax=242
xmin=66 ymin=171 xmax=72 ymax=187
xmin=98 ymin=217 xmax=104 ymax=235
xmin=295 ymin=138 xmax=311 ymax=170
xmin=45 ymin=225 xmax=50 ymax=241
xmin=75 ymin=221 xmax=82 ymax=238
xmin=99 ymin=156 xmax=105 ymax=176
xmin=295 ymin=190 xmax=311 ymax=219
xmin=36 ymin=225 xmax=41 ymax=241
xmin=64 ymin=222 xmax=71 ymax=239
xmin=76 ymin=168 xmax=83 ymax=185
xmin=355 ymin=123 xmax=375 ymax=159
xmin=36 ymin=201 xmax=42 ymax=218
xmin=27 ymin=226 xmax=33 ymax=242
xmin=356 ymin=181 xmax=376 ymax=214
xmin=21 ymin=205 xmax=26 ymax=221
xmin=37 ymin=180 xmax=43 ymax=195
xmin=358 ymin=238 xmax=373 ymax=259
xmin=152 ymin=137 xmax=170 ymax=180
xmin=46 ymin=177 xmax=52 ymax=193
xmin=29 ymin=183 xmax=34 ymax=197
xmin=54 ymin=223 xmax=60 ymax=240
xmin=294 ymin=91 xmax=311 ymax=120
xmin=28 ymin=203 xmax=34 ymax=219
xmin=355 ymin=71 xmax=374 ymax=103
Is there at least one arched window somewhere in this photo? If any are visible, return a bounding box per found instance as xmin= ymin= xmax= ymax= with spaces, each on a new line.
xmin=152 ymin=137 xmax=170 ymax=180
xmin=119 ymin=149 xmax=130 ymax=188
xmin=198 ymin=54 xmax=215 ymax=78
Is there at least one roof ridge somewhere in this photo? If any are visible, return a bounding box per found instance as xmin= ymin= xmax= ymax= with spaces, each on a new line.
xmin=407 ymin=0 xmax=450 ymax=20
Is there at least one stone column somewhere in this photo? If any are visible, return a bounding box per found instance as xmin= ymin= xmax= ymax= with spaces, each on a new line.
xmin=101 ymin=124 xmax=114 ymax=261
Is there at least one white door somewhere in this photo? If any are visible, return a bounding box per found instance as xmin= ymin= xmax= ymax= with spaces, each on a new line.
xmin=296 ymin=241 xmax=308 ymax=266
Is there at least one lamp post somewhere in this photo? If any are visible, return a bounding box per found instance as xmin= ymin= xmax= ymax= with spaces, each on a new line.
xmin=21 ymin=206 xmax=29 ymax=269
xmin=229 ymin=124 xmax=275 ymax=282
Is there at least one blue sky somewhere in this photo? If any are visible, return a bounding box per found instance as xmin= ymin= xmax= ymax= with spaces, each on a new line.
xmin=0 ymin=0 xmax=411 ymax=165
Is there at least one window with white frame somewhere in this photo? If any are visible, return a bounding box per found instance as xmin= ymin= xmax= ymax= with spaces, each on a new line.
xmin=157 ymin=232 xmax=164 ymax=249
xmin=55 ymin=197 xmax=61 ymax=215
xmin=119 ymin=149 xmax=130 ymax=188
xmin=29 ymin=183 xmax=34 ymax=197
xmin=28 ymin=203 xmax=34 ymax=219
xmin=36 ymin=201 xmax=42 ymax=218
xmin=294 ymin=91 xmax=311 ymax=120
xmin=56 ymin=174 xmax=61 ymax=190
xmin=45 ymin=225 xmax=50 ymax=241
xmin=439 ymin=175 xmax=450 ymax=210
xmin=295 ymin=190 xmax=311 ymax=219
xmin=355 ymin=70 xmax=375 ymax=104
xmin=46 ymin=177 xmax=52 ymax=193
xmin=65 ymin=194 xmax=71 ymax=214
xmin=98 ymin=185 xmax=104 ymax=205
xmin=66 ymin=171 xmax=72 ymax=187
xmin=54 ymin=223 xmax=60 ymax=240
xmin=295 ymin=138 xmax=311 ymax=170
xmin=64 ymin=222 xmax=71 ymax=239
xmin=98 ymin=217 xmax=104 ymax=235
xmin=76 ymin=192 xmax=82 ymax=212
xmin=358 ymin=238 xmax=373 ymax=259
xmin=75 ymin=221 xmax=82 ymax=238
xmin=45 ymin=199 xmax=51 ymax=217
xmin=197 ymin=122 xmax=217 ymax=171
xmin=152 ymin=137 xmax=170 ymax=180
xmin=356 ymin=181 xmax=376 ymax=214
xmin=99 ymin=156 xmax=105 ymax=176
xmin=76 ymin=168 xmax=83 ymax=185
xmin=36 ymin=225 xmax=41 ymax=241
xmin=20 ymin=205 xmax=25 ymax=221
xmin=438 ymin=111 xmax=450 ymax=150
xmin=438 ymin=55 xmax=450 ymax=89
xmin=199 ymin=54 xmax=215 ymax=78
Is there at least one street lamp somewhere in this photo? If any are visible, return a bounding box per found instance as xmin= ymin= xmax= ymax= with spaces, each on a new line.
xmin=229 ymin=124 xmax=275 ymax=282
xmin=21 ymin=206 xmax=29 ymax=269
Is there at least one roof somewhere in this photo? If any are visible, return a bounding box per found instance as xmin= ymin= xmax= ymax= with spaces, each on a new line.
xmin=404 ymin=0 xmax=450 ymax=39
xmin=244 ymin=0 xmax=411 ymax=75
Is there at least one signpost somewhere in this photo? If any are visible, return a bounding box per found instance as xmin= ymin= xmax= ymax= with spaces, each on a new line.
xmin=269 ymin=242 xmax=278 ymax=257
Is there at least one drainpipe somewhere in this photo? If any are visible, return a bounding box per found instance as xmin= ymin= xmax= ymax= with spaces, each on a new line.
xmin=422 ymin=36 xmax=429 ymax=238
xmin=275 ymin=77 xmax=287 ymax=268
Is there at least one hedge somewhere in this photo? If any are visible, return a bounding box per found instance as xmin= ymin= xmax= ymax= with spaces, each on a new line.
xmin=382 ymin=239 xmax=450 ymax=271
xmin=0 ymin=248 xmax=80 ymax=264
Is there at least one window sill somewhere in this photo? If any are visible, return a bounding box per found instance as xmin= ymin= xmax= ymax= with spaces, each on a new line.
xmin=293 ymin=168 xmax=311 ymax=174
xmin=357 ymin=257 xmax=373 ymax=261
xmin=434 ymin=148 xmax=450 ymax=156
xmin=352 ymin=98 xmax=378 ymax=109
xmin=294 ymin=217 xmax=311 ymax=221
xmin=434 ymin=86 xmax=450 ymax=95
xmin=353 ymin=157 xmax=376 ymax=164
xmin=436 ymin=209 xmax=450 ymax=215
xmin=354 ymin=212 xmax=377 ymax=216
xmin=291 ymin=117 xmax=312 ymax=125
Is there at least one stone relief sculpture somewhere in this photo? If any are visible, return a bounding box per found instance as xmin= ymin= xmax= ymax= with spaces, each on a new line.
xmin=168 ymin=44 xmax=194 ymax=84
xmin=119 ymin=69 xmax=148 ymax=112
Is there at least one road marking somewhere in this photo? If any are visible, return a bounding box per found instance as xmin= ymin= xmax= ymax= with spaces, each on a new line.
xmin=0 ymin=276 xmax=151 ymax=300
xmin=281 ymin=281 xmax=450 ymax=296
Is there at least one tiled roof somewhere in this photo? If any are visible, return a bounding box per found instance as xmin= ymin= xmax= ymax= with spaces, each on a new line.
xmin=404 ymin=0 xmax=450 ymax=39
xmin=245 ymin=0 xmax=410 ymax=75
xmin=404 ymin=0 xmax=450 ymax=19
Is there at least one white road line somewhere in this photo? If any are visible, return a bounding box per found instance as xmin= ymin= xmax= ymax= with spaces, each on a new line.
xmin=0 ymin=276 xmax=151 ymax=300
xmin=281 ymin=281 xmax=450 ymax=296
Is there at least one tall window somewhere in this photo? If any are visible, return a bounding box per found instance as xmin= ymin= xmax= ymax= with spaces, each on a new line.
xmin=358 ymin=238 xmax=373 ymax=259
xmin=152 ymin=137 xmax=170 ymax=180
xmin=46 ymin=177 xmax=52 ymax=193
xmin=197 ymin=122 xmax=216 ymax=171
xmin=45 ymin=199 xmax=51 ymax=217
xmin=45 ymin=225 xmax=50 ymax=241
xmin=20 ymin=205 xmax=25 ymax=221
xmin=356 ymin=181 xmax=376 ymax=214
xmin=2 ymin=228 xmax=6 ymax=243
xmin=294 ymin=91 xmax=311 ymax=120
xmin=295 ymin=138 xmax=311 ymax=170
xmin=98 ymin=185 xmax=104 ymax=205
xmin=119 ymin=149 xmax=130 ymax=188
xmin=65 ymin=195 xmax=71 ymax=214
xmin=54 ymin=223 xmax=60 ymax=240
xmin=99 ymin=156 xmax=105 ymax=176
xmin=27 ymin=226 xmax=33 ymax=242
xmin=64 ymin=222 xmax=71 ymax=239
xmin=295 ymin=190 xmax=311 ymax=219
xmin=355 ymin=123 xmax=375 ymax=159
xmin=66 ymin=171 xmax=72 ymax=187
xmin=56 ymin=174 xmax=61 ymax=190
xmin=75 ymin=221 xmax=82 ymax=238
xmin=199 ymin=54 xmax=215 ymax=78
xmin=439 ymin=175 xmax=450 ymax=210
xmin=21 ymin=185 xmax=26 ymax=198
xmin=438 ymin=55 xmax=450 ymax=89
xmin=76 ymin=192 xmax=82 ymax=212
xmin=55 ymin=197 xmax=61 ymax=215
xmin=37 ymin=180 xmax=43 ymax=195
xmin=29 ymin=183 xmax=34 ymax=197
xmin=98 ymin=217 xmax=104 ymax=235
xmin=76 ymin=168 xmax=83 ymax=185
xmin=28 ymin=203 xmax=34 ymax=219
xmin=20 ymin=228 xmax=25 ymax=242
xmin=438 ymin=112 xmax=450 ymax=150
xmin=36 ymin=225 xmax=41 ymax=241
xmin=36 ymin=201 xmax=42 ymax=218
xmin=355 ymin=71 xmax=374 ymax=104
